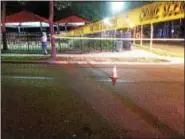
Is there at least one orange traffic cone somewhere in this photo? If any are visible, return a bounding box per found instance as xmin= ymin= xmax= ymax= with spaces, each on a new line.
xmin=110 ymin=65 xmax=118 ymax=86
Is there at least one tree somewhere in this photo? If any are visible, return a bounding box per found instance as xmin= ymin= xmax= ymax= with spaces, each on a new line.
xmin=2 ymin=1 xmax=8 ymax=50
xmin=54 ymin=1 xmax=72 ymax=10
xmin=48 ymin=1 xmax=76 ymax=59
xmin=54 ymin=1 xmax=106 ymax=22
xmin=49 ymin=0 xmax=56 ymax=59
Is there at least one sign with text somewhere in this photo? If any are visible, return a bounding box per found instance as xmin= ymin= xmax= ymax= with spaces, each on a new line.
xmin=55 ymin=1 xmax=184 ymax=38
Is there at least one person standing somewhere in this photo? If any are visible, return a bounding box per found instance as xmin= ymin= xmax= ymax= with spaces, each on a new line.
xmin=41 ymin=32 xmax=48 ymax=55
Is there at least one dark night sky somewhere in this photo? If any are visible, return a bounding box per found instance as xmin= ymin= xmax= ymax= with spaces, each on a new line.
xmin=26 ymin=1 xmax=49 ymax=18
xmin=3 ymin=1 xmax=151 ymax=22
xmin=5 ymin=1 xmax=49 ymax=18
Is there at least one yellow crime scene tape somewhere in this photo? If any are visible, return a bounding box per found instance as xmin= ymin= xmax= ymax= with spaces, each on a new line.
xmin=54 ymin=36 xmax=184 ymax=41
xmin=56 ymin=1 xmax=184 ymax=38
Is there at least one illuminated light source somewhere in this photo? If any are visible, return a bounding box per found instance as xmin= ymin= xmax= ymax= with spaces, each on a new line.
xmin=129 ymin=23 xmax=135 ymax=28
xmin=124 ymin=16 xmax=135 ymax=28
xmin=103 ymin=18 xmax=109 ymax=24
xmin=111 ymin=2 xmax=124 ymax=14
xmin=103 ymin=18 xmax=113 ymax=27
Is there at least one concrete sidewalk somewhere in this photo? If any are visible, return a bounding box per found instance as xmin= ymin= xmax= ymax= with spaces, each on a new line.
xmin=1 ymin=49 xmax=184 ymax=63
xmin=1 ymin=50 xmax=159 ymax=58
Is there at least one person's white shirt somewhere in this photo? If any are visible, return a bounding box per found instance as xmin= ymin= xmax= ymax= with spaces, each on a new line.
xmin=41 ymin=36 xmax=47 ymax=43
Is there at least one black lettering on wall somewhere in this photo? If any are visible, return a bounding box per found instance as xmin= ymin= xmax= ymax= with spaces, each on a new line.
xmin=89 ymin=19 xmax=117 ymax=33
xmin=162 ymin=2 xmax=184 ymax=18
xmin=89 ymin=22 xmax=103 ymax=32
xmin=179 ymin=1 xmax=185 ymax=14
xmin=139 ymin=3 xmax=160 ymax=22
xmin=163 ymin=2 xmax=171 ymax=17
xmin=174 ymin=2 xmax=180 ymax=15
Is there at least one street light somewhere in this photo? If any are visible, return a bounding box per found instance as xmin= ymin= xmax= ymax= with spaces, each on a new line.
xmin=111 ymin=2 xmax=124 ymax=52
xmin=111 ymin=2 xmax=124 ymax=14
xmin=103 ymin=17 xmax=112 ymax=27
xmin=129 ymin=23 xmax=135 ymax=28
xmin=103 ymin=18 xmax=109 ymax=25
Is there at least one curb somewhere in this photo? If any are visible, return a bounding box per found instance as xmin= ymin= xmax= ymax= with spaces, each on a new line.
xmin=1 ymin=60 xmax=183 ymax=65
xmin=1 ymin=60 xmax=47 ymax=64
xmin=48 ymin=60 xmax=183 ymax=65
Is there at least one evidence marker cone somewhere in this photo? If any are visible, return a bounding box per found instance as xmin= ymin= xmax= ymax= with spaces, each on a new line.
xmin=109 ymin=65 xmax=118 ymax=86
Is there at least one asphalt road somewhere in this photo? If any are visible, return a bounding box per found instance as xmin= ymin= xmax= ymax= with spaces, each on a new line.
xmin=2 ymin=63 xmax=184 ymax=138
xmin=64 ymin=63 xmax=184 ymax=138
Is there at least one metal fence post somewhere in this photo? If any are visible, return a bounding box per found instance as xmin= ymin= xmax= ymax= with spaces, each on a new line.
xmin=80 ymin=35 xmax=82 ymax=53
xmin=40 ymin=22 xmax=43 ymax=33
xmin=100 ymin=33 xmax=102 ymax=52
xmin=59 ymin=39 xmax=62 ymax=52
xmin=26 ymin=32 xmax=30 ymax=52
xmin=140 ymin=24 xmax=143 ymax=46
xmin=150 ymin=23 xmax=153 ymax=49
xmin=133 ymin=27 xmax=136 ymax=45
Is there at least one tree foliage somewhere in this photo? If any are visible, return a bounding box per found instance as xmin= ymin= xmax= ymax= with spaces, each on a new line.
xmin=54 ymin=1 xmax=73 ymax=10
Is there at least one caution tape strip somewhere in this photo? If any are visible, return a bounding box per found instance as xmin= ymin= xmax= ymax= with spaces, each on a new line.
xmin=54 ymin=36 xmax=184 ymax=41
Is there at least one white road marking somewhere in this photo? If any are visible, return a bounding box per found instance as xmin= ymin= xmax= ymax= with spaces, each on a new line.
xmin=2 ymin=76 xmax=54 ymax=80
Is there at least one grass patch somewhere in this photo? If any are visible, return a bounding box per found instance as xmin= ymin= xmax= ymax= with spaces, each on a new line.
xmin=1 ymin=56 xmax=50 ymax=61
xmin=134 ymin=44 xmax=184 ymax=58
